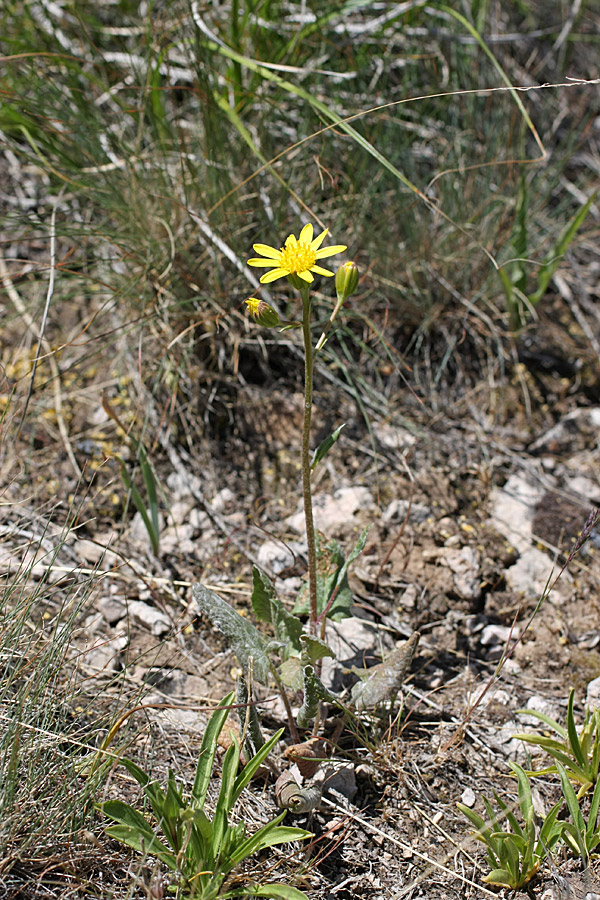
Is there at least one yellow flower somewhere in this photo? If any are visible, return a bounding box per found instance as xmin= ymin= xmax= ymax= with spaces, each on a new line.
xmin=244 ymin=298 xmax=280 ymax=327
xmin=248 ymin=224 xmax=347 ymax=285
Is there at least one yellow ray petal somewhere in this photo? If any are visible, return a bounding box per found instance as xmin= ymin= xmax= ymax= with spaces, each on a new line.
xmin=252 ymin=243 xmax=282 ymax=259
xmin=299 ymin=223 xmax=314 ymax=244
xmin=248 ymin=258 xmax=281 ymax=267
xmin=310 ymin=228 xmax=329 ymax=251
xmin=260 ymin=268 xmax=289 ymax=283
xmin=314 ymin=244 xmax=347 ymax=259
xmin=310 ymin=264 xmax=334 ymax=277
xmin=297 ymin=269 xmax=314 ymax=283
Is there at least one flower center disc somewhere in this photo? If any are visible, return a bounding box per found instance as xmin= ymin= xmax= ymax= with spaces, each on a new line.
xmin=280 ymin=242 xmax=316 ymax=274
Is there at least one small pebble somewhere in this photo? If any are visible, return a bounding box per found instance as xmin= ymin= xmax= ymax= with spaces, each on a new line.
xmin=461 ymin=787 xmax=476 ymax=808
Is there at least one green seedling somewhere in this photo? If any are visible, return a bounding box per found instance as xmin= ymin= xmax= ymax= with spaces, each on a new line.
xmin=458 ymin=762 xmax=562 ymax=890
xmin=98 ymin=693 xmax=311 ymax=900
xmin=498 ymin=183 xmax=596 ymax=332
xmin=514 ymin=689 xmax=600 ymax=797
xmin=103 ymin=397 xmax=162 ymax=557
xmin=556 ymin=761 xmax=600 ymax=866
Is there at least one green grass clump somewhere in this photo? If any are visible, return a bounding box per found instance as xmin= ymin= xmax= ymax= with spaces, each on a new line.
xmin=0 ymin=528 xmax=108 ymax=873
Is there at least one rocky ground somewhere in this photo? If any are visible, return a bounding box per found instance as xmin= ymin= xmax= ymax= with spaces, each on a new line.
xmin=2 ymin=289 xmax=600 ymax=898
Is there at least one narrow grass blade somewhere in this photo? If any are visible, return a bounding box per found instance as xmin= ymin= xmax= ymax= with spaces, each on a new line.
xmin=118 ymin=457 xmax=159 ymax=557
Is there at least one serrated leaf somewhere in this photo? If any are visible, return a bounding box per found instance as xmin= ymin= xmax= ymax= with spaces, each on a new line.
xmin=192 ymin=584 xmax=270 ymax=684
xmin=251 ymin=567 xmax=303 ymax=653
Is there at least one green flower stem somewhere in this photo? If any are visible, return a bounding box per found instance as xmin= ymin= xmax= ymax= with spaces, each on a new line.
xmin=315 ymin=295 xmax=345 ymax=353
xmin=300 ymin=285 xmax=319 ymax=635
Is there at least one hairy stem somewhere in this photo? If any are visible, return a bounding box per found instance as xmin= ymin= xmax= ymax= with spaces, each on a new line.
xmin=300 ymin=286 xmax=318 ymax=634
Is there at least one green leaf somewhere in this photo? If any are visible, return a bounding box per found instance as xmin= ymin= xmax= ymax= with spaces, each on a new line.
xmin=294 ymin=528 xmax=369 ymax=622
xmin=483 ymin=868 xmax=516 ymax=888
xmin=228 ymin=815 xmax=312 ymax=867
xmin=587 ymin=775 xmax=600 ymax=843
xmin=278 ymin=656 xmax=303 ymax=691
xmin=213 ymin=738 xmax=241 ymax=855
xmin=310 ymin=424 xmax=345 ymax=471
xmin=192 ymin=584 xmax=271 ymax=684
xmin=515 ymin=708 xmax=568 ymax=739
xmin=119 ymin=756 xmax=151 ymax=788
xmin=566 ymin=690 xmax=588 ymax=771
xmin=556 ymin=762 xmax=587 ymax=860
xmin=104 ymin=824 xmax=177 ymax=869
xmin=192 ymin=692 xmax=235 ymax=807
xmin=232 ymin=728 xmax=284 ymax=805
xmin=118 ymin=456 xmax=160 ymax=557
xmin=251 ymin=567 xmax=303 ymax=653
xmin=299 ymin=634 xmax=334 ymax=664
xmin=100 ymin=799 xmax=155 ymax=837
xmin=246 ymin=885 xmax=309 ymax=900
xmin=529 ymin=191 xmax=596 ymax=306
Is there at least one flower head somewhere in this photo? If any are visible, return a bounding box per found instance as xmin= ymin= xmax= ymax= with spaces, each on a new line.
xmin=248 ymin=223 xmax=347 ymax=285
xmin=335 ymin=261 xmax=359 ymax=302
xmin=244 ymin=298 xmax=280 ymax=328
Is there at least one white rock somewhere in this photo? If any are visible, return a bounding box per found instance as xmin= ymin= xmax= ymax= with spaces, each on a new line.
xmin=130 ymin=511 xmax=165 ymax=545
xmin=166 ymin=470 xmax=203 ymax=497
xmin=210 ymin=488 xmax=236 ymax=512
xmin=460 ymin=787 xmax=476 ymax=808
xmin=373 ymin=423 xmax=416 ymax=450
xmin=257 ymin=540 xmax=304 ymax=575
xmin=286 ymin=486 xmax=374 ymax=534
xmin=160 ymin=524 xmax=196 ymax=556
xmin=83 ymin=634 xmax=128 ymax=674
xmin=383 ymin=499 xmax=431 ymax=524
xmin=529 ymin=407 xmax=600 ymax=454
xmin=74 ymin=536 xmax=118 ymax=566
xmin=587 ymin=675 xmax=600 ymax=709
xmin=96 ymin=593 xmax=126 ymax=625
xmin=127 ymin=600 xmax=171 ymax=636
xmin=488 ymin=473 xmax=546 ymax=553
xmin=564 ymin=475 xmax=600 ymax=505
xmin=517 ymin=694 xmax=560 ymax=727
xmin=480 ymin=624 xmax=516 ymax=647
xmin=505 ymin=547 xmax=564 ymax=601
xmin=320 ymin=618 xmax=394 ymax=691
xmin=440 ymin=546 xmax=481 ymax=601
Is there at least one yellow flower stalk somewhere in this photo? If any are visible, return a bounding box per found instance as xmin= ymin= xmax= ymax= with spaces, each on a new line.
xmin=247 ymin=223 xmax=346 ymax=285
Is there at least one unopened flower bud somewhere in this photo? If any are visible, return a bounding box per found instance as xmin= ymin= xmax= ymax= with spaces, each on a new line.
xmin=335 ymin=261 xmax=359 ymax=302
xmin=245 ymin=298 xmax=281 ymax=328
